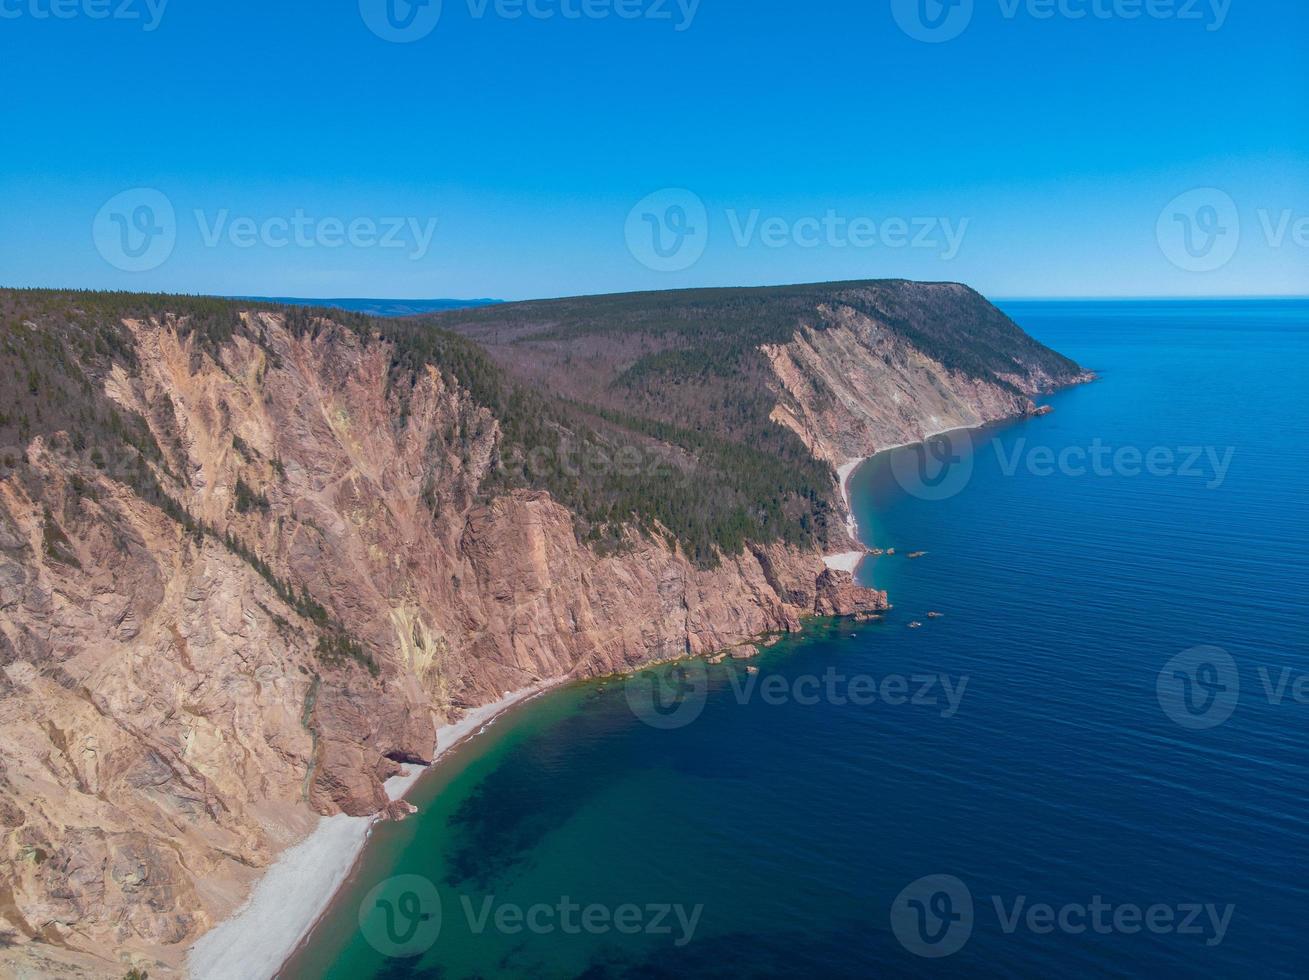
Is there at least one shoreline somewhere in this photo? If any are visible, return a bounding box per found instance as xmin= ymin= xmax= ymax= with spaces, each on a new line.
xmin=820 ymin=382 xmax=1095 ymax=576
xmin=822 ymin=425 xmax=977 ymax=574
xmin=193 ymin=403 xmax=1085 ymax=979
xmin=187 ymin=679 xmax=565 ymax=980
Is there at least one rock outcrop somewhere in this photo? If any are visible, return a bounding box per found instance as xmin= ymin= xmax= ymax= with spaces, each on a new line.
xmin=761 ymin=287 xmax=1092 ymax=468
xmin=0 ymin=305 xmax=886 ymax=978
xmin=0 ymin=282 xmax=1084 ymax=977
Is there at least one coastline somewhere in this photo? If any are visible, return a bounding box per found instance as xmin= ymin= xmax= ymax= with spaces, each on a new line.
xmin=822 ymin=426 xmax=972 ymax=574
xmin=187 ymin=680 xmax=565 ymax=980
xmin=820 ymin=386 xmax=1095 ymax=576
xmin=193 ymin=408 xmax=1084 ymax=979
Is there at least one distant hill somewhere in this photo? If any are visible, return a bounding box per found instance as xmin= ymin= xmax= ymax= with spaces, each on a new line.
xmin=0 ymin=281 xmax=1083 ymax=567
xmin=427 ymin=280 xmax=1087 ymax=561
xmin=240 ymin=296 xmax=502 ymax=317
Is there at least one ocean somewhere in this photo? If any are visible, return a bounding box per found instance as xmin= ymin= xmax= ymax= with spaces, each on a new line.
xmin=282 ymin=300 xmax=1308 ymax=979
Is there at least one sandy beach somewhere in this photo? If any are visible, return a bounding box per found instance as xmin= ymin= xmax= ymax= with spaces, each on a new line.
xmin=823 ymin=426 xmax=978 ymax=573
xmin=191 ymin=425 xmax=995 ymax=980
xmin=187 ymin=681 xmax=563 ymax=980
xmin=827 ymin=456 xmax=869 ymax=569
xmin=821 ymin=550 xmax=866 ymax=572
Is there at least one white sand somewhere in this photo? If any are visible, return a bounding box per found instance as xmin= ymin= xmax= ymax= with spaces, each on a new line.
xmin=835 ymin=457 xmax=868 ymax=543
xmin=187 ymin=414 xmax=1045 ymax=978
xmin=824 ymin=426 xmax=975 ymax=569
xmin=835 ymin=457 xmax=864 ymax=506
xmin=822 ymin=551 xmax=865 ymax=573
xmin=187 ymin=814 xmax=372 ymax=980
xmin=187 ymin=681 xmax=562 ymax=980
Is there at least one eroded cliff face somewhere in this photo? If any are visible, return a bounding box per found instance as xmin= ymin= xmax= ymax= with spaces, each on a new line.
xmin=0 ymin=310 xmax=885 ymax=977
xmin=762 ymin=294 xmax=1088 ymax=468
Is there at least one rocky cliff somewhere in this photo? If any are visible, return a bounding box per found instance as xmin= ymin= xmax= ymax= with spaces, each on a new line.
xmin=762 ymin=287 xmax=1092 ymax=468
xmin=0 ymin=282 xmax=1083 ymax=977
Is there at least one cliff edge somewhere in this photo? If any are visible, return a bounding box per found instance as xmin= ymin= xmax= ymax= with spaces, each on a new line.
xmin=0 ymin=281 xmax=1085 ymax=976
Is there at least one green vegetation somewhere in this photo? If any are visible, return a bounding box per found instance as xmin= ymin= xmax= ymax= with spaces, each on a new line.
xmin=40 ymin=506 xmax=81 ymax=569
xmin=0 ymin=286 xmax=832 ymax=569
xmin=433 ymin=280 xmax=1081 ymax=389
xmin=217 ymin=526 xmax=378 ymax=676
xmin=367 ymin=312 xmax=842 ymax=564
xmin=234 ymin=477 xmax=269 ymax=514
xmin=0 ymin=281 xmax=1081 ymax=575
xmin=426 ymin=280 xmax=1081 ymax=564
xmin=0 ymin=288 xmax=377 ymax=675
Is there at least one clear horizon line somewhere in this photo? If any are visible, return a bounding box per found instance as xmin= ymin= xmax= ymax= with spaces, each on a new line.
xmin=3 ymin=284 xmax=1307 ymax=305
xmin=237 ymin=291 xmax=1309 ymax=303
xmin=993 ymin=292 xmax=1309 ymax=300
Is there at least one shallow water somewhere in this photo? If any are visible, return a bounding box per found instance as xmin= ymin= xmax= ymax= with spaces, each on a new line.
xmin=284 ymin=300 xmax=1308 ymax=979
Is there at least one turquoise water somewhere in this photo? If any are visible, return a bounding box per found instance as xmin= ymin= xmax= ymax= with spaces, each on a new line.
xmin=284 ymin=300 xmax=1308 ymax=978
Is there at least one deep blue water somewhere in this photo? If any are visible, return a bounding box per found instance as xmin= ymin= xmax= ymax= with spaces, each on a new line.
xmin=286 ymin=299 xmax=1308 ymax=979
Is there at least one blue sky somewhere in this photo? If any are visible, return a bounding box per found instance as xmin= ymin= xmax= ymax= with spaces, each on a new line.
xmin=0 ymin=0 xmax=1304 ymax=300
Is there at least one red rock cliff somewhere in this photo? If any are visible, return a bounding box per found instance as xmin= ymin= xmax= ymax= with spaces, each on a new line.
xmin=0 ymin=309 xmax=887 ymax=976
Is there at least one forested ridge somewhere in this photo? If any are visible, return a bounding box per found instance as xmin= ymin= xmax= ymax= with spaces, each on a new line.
xmin=427 ymin=279 xmax=1082 ymax=562
xmin=1 ymin=281 xmax=1079 ymax=570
